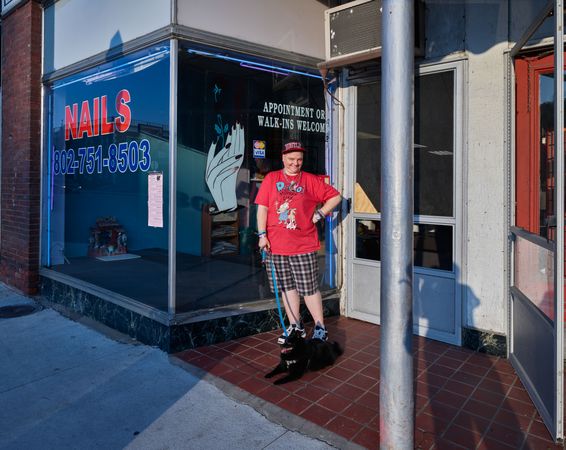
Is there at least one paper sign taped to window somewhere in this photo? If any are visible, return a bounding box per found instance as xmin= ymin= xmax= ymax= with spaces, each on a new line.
xmin=148 ymin=172 xmax=163 ymax=228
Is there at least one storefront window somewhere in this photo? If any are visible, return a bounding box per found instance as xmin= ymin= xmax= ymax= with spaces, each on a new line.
xmin=415 ymin=71 xmax=454 ymax=217
xmin=41 ymin=41 xmax=335 ymax=314
xmin=355 ymin=83 xmax=381 ymax=214
xmin=355 ymin=219 xmax=453 ymax=271
xmin=538 ymin=72 xmax=566 ymax=240
xmin=355 ymin=72 xmax=454 ymax=216
xmin=175 ymin=44 xmax=333 ymax=313
xmin=354 ymin=70 xmax=455 ymax=271
xmin=42 ymin=43 xmax=171 ymax=310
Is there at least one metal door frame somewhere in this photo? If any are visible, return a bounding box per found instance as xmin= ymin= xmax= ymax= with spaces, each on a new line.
xmin=343 ymin=59 xmax=465 ymax=345
xmin=508 ymin=1 xmax=564 ymax=441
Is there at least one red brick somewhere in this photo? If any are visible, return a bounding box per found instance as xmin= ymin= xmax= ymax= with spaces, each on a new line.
xmin=1 ymin=1 xmax=42 ymax=294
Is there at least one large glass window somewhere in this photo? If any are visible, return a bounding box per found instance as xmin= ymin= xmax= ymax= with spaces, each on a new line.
xmin=41 ymin=41 xmax=336 ymax=315
xmin=175 ymin=44 xmax=333 ymax=313
xmin=42 ymin=44 xmax=171 ymax=310
xmin=354 ymin=72 xmax=454 ymax=216
xmin=538 ymin=72 xmax=566 ymax=240
xmin=355 ymin=219 xmax=453 ymax=271
xmin=354 ymin=70 xmax=455 ymax=270
xmin=355 ymin=83 xmax=381 ymax=214
xmin=415 ymin=71 xmax=454 ymax=217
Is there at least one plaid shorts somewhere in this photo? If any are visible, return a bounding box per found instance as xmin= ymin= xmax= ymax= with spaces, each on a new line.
xmin=265 ymin=252 xmax=319 ymax=297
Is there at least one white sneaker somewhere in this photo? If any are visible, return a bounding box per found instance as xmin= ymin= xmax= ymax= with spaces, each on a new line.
xmin=277 ymin=323 xmax=306 ymax=345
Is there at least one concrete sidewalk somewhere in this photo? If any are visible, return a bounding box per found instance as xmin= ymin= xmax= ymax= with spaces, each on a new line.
xmin=0 ymin=283 xmax=337 ymax=450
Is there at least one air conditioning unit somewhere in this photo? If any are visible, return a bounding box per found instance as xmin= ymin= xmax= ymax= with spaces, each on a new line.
xmin=323 ymin=0 xmax=424 ymax=68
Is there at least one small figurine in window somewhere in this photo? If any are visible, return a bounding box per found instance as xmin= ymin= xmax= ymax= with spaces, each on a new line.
xmin=94 ymin=231 xmax=101 ymax=249
xmin=117 ymin=231 xmax=128 ymax=252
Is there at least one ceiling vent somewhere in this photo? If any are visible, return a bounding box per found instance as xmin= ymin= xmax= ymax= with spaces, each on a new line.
xmin=323 ymin=0 xmax=424 ymax=69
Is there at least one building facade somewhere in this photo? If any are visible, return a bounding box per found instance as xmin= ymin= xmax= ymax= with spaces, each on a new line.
xmin=0 ymin=0 xmax=560 ymax=360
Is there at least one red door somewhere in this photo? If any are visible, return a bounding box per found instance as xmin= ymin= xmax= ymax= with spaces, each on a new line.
xmin=516 ymin=53 xmax=565 ymax=319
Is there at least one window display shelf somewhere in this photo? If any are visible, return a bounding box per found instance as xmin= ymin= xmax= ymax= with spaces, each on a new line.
xmin=201 ymin=205 xmax=239 ymax=256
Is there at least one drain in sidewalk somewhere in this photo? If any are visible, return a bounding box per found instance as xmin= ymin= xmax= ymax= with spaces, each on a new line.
xmin=0 ymin=304 xmax=40 ymax=318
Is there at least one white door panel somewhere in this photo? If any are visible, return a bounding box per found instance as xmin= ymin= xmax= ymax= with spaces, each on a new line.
xmin=349 ymin=262 xmax=459 ymax=343
xmin=344 ymin=61 xmax=463 ymax=346
xmin=350 ymin=263 xmax=381 ymax=320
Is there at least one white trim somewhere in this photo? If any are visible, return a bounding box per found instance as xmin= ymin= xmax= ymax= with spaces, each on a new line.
xmin=343 ymin=78 xmax=357 ymax=321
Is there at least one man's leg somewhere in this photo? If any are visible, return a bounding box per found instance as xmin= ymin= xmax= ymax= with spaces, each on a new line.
xmin=278 ymin=289 xmax=305 ymax=343
xmin=281 ymin=289 xmax=301 ymax=325
xmin=303 ymin=290 xmax=324 ymax=327
xmin=291 ymin=252 xmax=324 ymax=328
xmin=268 ymin=254 xmax=301 ymax=326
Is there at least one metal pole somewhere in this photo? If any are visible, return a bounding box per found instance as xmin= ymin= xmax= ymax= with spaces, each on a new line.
xmin=380 ymin=1 xmax=414 ymax=449
xmin=553 ymin=0 xmax=564 ymax=440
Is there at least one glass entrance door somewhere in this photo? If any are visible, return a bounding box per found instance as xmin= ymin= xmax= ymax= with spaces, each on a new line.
xmin=345 ymin=62 xmax=463 ymax=345
xmin=513 ymin=53 xmax=564 ymax=441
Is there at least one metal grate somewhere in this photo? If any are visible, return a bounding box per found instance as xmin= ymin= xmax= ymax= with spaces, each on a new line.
xmin=0 ymin=304 xmax=39 ymax=318
xmin=328 ymin=0 xmax=382 ymax=58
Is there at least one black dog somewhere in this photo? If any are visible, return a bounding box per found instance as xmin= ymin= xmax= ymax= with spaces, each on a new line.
xmin=265 ymin=331 xmax=343 ymax=385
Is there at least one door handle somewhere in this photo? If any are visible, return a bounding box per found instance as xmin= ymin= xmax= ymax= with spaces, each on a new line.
xmin=343 ymin=197 xmax=352 ymax=214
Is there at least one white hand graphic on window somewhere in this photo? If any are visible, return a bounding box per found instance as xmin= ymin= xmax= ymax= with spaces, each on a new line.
xmin=205 ymin=122 xmax=245 ymax=212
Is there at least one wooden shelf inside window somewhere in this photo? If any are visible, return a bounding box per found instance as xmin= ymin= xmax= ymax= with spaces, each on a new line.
xmin=201 ymin=205 xmax=239 ymax=257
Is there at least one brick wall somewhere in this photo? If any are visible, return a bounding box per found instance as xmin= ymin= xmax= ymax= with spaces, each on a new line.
xmin=0 ymin=0 xmax=42 ymax=294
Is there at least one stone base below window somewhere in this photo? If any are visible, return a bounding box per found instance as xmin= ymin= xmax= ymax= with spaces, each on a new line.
xmin=462 ymin=326 xmax=507 ymax=357
xmin=39 ymin=276 xmax=340 ymax=353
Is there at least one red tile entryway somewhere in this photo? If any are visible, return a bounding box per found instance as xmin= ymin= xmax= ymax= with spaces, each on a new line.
xmin=174 ymin=317 xmax=564 ymax=449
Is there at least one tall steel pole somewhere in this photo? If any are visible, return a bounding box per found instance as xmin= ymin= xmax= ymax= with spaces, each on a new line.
xmin=380 ymin=0 xmax=415 ymax=448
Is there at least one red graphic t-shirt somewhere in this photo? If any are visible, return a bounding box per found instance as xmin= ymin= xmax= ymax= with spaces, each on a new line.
xmin=254 ymin=170 xmax=340 ymax=255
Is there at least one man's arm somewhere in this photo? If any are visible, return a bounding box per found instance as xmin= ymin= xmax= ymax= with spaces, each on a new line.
xmin=319 ymin=194 xmax=342 ymax=216
xmin=257 ymin=205 xmax=270 ymax=250
xmin=312 ymin=194 xmax=342 ymax=224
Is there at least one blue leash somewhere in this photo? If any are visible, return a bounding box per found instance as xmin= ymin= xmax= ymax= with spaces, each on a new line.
xmin=262 ymin=249 xmax=288 ymax=338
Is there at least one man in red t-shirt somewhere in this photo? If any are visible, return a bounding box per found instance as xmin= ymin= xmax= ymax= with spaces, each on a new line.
xmin=255 ymin=141 xmax=341 ymax=343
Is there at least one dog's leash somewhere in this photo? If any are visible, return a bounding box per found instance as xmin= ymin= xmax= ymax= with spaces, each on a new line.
xmin=262 ymin=249 xmax=288 ymax=339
